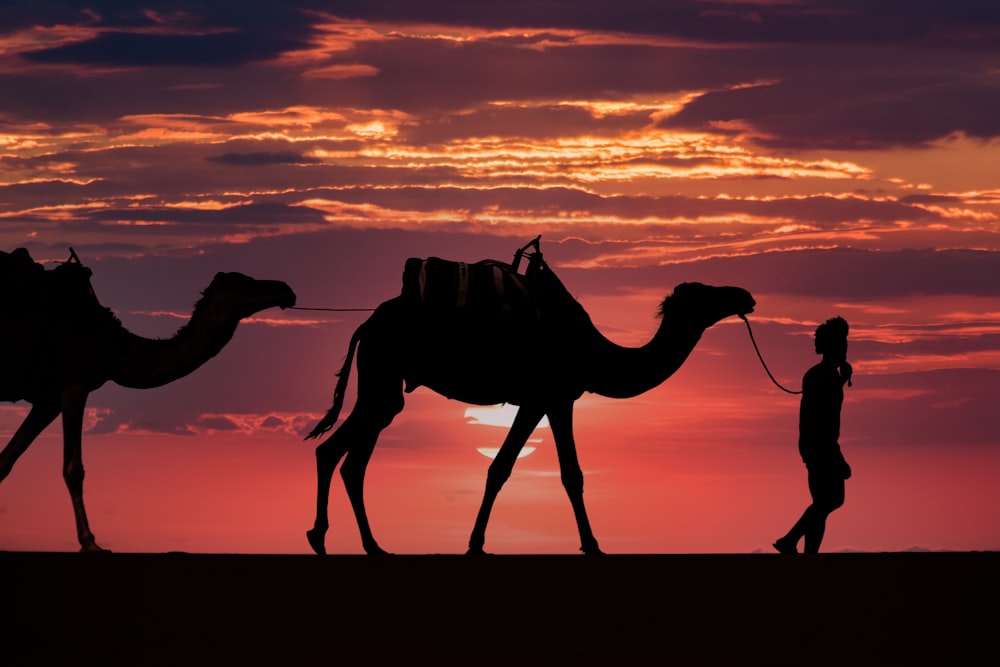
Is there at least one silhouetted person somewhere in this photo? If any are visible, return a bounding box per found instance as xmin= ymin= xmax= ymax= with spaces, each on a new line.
xmin=774 ymin=317 xmax=852 ymax=554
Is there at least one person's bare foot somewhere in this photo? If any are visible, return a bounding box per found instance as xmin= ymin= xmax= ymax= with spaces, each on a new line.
xmin=773 ymin=537 xmax=798 ymax=554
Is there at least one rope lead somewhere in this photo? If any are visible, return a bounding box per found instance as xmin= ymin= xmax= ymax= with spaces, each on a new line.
xmin=288 ymin=306 xmax=376 ymax=312
xmin=740 ymin=314 xmax=803 ymax=395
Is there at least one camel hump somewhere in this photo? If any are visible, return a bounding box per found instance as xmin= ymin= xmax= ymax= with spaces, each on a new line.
xmin=0 ymin=247 xmax=44 ymax=281
xmin=401 ymin=256 xmax=537 ymax=318
xmin=0 ymin=247 xmax=101 ymax=319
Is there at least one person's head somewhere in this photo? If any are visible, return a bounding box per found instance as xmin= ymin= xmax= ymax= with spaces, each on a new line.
xmin=814 ymin=316 xmax=849 ymax=361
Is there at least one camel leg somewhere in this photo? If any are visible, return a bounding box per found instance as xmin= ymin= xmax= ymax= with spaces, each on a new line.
xmin=307 ymin=427 xmax=352 ymax=555
xmin=308 ymin=389 xmax=403 ymax=556
xmin=60 ymin=389 xmax=105 ymax=553
xmin=548 ymin=402 xmax=602 ymax=555
xmin=340 ymin=422 xmax=391 ymax=556
xmin=467 ymin=405 xmax=544 ymax=555
xmin=0 ymin=402 xmax=60 ymax=484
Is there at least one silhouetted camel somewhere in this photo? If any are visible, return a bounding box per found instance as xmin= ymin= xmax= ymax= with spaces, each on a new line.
xmin=0 ymin=252 xmax=296 ymax=551
xmin=305 ymin=251 xmax=755 ymax=555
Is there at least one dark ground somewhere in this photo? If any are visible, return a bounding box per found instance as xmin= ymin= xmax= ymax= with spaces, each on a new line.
xmin=2 ymin=551 xmax=996 ymax=666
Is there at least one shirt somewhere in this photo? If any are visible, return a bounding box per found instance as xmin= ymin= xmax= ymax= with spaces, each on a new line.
xmin=798 ymin=360 xmax=844 ymax=466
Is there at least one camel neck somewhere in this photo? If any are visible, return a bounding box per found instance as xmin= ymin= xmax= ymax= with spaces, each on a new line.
xmin=111 ymin=304 xmax=240 ymax=389
xmin=586 ymin=309 xmax=704 ymax=399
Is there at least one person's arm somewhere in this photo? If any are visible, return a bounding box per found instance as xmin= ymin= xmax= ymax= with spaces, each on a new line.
xmin=839 ymin=361 xmax=853 ymax=387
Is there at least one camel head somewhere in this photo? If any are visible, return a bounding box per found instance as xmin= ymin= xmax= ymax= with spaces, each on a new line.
xmin=657 ymin=282 xmax=755 ymax=329
xmin=199 ymin=272 xmax=297 ymax=320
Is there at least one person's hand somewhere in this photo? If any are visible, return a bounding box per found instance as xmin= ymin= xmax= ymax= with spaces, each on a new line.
xmin=840 ymin=361 xmax=853 ymax=387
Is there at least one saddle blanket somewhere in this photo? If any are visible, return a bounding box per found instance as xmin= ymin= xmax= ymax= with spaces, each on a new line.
xmin=401 ymin=256 xmax=535 ymax=317
xmin=0 ymin=248 xmax=97 ymax=316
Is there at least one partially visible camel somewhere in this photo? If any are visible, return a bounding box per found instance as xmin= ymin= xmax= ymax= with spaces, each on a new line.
xmin=305 ymin=248 xmax=755 ymax=555
xmin=0 ymin=251 xmax=296 ymax=551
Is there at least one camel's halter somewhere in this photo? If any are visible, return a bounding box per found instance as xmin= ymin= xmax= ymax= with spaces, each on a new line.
xmin=739 ymin=314 xmax=803 ymax=395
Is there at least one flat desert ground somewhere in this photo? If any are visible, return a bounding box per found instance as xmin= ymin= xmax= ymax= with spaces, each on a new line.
xmin=2 ymin=551 xmax=996 ymax=666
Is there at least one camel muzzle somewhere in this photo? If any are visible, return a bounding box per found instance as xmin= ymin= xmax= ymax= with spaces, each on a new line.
xmin=277 ymin=285 xmax=297 ymax=310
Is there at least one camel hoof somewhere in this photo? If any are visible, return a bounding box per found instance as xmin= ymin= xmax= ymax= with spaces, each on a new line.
xmin=580 ymin=544 xmax=605 ymax=556
xmin=306 ymin=529 xmax=327 ymax=556
xmin=364 ymin=544 xmax=392 ymax=556
xmin=465 ymin=547 xmax=491 ymax=556
xmin=80 ymin=543 xmax=111 ymax=554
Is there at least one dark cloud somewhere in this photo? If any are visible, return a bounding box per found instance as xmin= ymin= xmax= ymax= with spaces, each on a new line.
xmin=900 ymin=194 xmax=964 ymax=205
xmin=10 ymin=1 xmax=997 ymax=48
xmin=0 ymin=180 xmax=94 ymax=214
xmin=196 ymin=415 xmax=241 ymax=431
xmin=663 ymin=74 xmax=1000 ymax=149
xmin=0 ymin=2 xmax=98 ymax=34
xmin=3 ymin=1 xmax=319 ymax=38
xmin=4 ymin=1 xmax=996 ymax=155
xmin=331 ymin=0 xmax=1000 ymax=47
xmin=259 ymin=415 xmax=286 ymax=429
xmin=87 ymin=410 xmax=196 ymax=436
xmin=332 ymin=39 xmax=750 ymax=114
xmin=401 ymin=104 xmax=647 ymax=144
xmin=206 ymin=151 xmax=322 ymax=166
xmin=23 ymin=31 xmax=308 ymax=68
xmin=85 ymin=201 xmax=329 ymax=226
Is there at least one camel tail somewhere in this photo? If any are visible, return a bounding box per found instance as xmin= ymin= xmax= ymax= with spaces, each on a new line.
xmin=305 ymin=324 xmax=363 ymax=440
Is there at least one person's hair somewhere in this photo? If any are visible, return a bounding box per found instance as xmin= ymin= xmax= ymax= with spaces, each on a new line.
xmin=815 ymin=316 xmax=849 ymax=353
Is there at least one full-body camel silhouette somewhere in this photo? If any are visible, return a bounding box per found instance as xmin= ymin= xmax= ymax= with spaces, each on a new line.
xmin=0 ymin=251 xmax=296 ymax=551
xmin=305 ymin=249 xmax=755 ymax=555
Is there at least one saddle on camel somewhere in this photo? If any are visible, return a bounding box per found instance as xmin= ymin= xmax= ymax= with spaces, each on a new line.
xmin=399 ymin=235 xmax=545 ymax=321
xmin=0 ymin=247 xmax=106 ymax=320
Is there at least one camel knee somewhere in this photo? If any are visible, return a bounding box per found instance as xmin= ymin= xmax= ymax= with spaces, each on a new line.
xmin=315 ymin=439 xmax=345 ymax=470
xmin=485 ymin=459 xmax=515 ymax=491
xmin=339 ymin=460 xmax=358 ymax=486
xmin=63 ymin=461 xmax=85 ymax=488
xmin=340 ymin=454 xmax=369 ymax=492
xmin=561 ymin=467 xmax=584 ymax=495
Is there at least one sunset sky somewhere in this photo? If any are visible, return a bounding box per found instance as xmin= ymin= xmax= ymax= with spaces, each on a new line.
xmin=2 ymin=0 xmax=999 ymax=554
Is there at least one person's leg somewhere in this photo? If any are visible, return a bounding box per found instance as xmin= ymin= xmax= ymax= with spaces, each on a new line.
xmin=776 ymin=504 xmax=814 ymax=553
xmin=802 ymin=468 xmax=844 ymax=553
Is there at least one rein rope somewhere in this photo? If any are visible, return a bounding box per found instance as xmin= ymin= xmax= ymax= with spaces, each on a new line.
xmin=288 ymin=306 xmax=376 ymax=312
xmin=739 ymin=314 xmax=803 ymax=395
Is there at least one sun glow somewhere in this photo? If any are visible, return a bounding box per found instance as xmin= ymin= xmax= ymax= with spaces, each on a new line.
xmin=465 ymin=404 xmax=550 ymax=429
